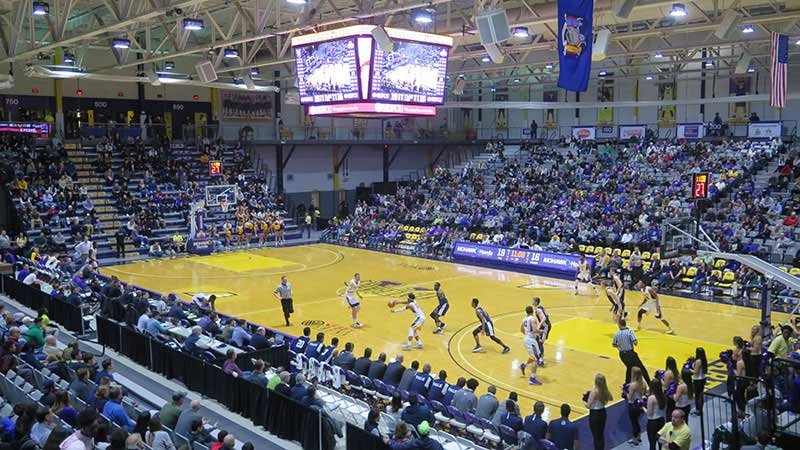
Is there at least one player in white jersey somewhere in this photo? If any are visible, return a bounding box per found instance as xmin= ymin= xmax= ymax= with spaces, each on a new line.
xmin=519 ymin=306 xmax=543 ymax=385
xmin=636 ymin=280 xmax=674 ymax=334
xmin=343 ymin=272 xmax=364 ymax=328
xmin=574 ymin=254 xmax=600 ymax=296
xmin=391 ymin=293 xmax=425 ymax=350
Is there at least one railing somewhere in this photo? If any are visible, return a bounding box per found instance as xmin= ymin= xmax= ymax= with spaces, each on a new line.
xmin=58 ymin=119 xmax=800 ymax=145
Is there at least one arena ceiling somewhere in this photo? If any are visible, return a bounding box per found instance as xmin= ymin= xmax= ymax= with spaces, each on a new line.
xmin=0 ymin=0 xmax=799 ymax=92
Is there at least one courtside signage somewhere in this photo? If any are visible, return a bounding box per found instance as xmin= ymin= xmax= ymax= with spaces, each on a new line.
xmin=676 ymin=123 xmax=705 ymax=140
xmin=747 ymin=121 xmax=781 ymax=139
xmin=451 ymin=241 xmax=594 ymax=275
xmin=571 ymin=126 xmax=596 ymax=141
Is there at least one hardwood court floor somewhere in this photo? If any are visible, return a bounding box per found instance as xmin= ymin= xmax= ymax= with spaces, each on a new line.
xmin=101 ymin=243 xmax=778 ymax=418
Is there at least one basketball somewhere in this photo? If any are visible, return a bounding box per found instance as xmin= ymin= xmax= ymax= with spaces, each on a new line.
xmin=388 ymin=300 xmax=397 ymax=308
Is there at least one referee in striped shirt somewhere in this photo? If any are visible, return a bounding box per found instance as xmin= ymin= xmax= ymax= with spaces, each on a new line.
xmin=613 ymin=319 xmax=650 ymax=384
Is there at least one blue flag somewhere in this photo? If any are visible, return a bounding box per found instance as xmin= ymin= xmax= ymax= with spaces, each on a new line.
xmin=557 ymin=0 xmax=593 ymax=92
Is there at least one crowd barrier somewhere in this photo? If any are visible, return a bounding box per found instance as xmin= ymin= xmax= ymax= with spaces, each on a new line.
xmin=95 ymin=315 xmax=327 ymax=450
xmin=2 ymin=276 xmax=86 ymax=333
xmin=345 ymin=423 xmax=390 ymax=450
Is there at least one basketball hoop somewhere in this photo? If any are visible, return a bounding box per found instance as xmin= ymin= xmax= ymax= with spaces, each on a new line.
xmin=219 ymin=198 xmax=230 ymax=213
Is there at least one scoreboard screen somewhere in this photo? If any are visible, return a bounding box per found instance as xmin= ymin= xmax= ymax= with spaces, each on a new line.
xmin=209 ymin=160 xmax=222 ymax=176
xmin=370 ymin=40 xmax=449 ymax=105
xmin=692 ymin=173 xmax=709 ymax=199
xmin=294 ymin=37 xmax=361 ymax=105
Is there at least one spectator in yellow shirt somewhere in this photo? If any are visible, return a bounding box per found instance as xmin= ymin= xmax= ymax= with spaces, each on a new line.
xmin=767 ymin=325 xmax=793 ymax=360
xmin=658 ymin=409 xmax=691 ymax=450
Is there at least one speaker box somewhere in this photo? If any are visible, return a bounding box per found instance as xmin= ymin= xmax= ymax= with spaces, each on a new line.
xmin=734 ymin=52 xmax=752 ymax=74
xmin=453 ymin=77 xmax=466 ymax=96
xmin=476 ymin=9 xmax=511 ymax=45
xmin=195 ymin=60 xmax=218 ymax=83
xmin=146 ymin=68 xmax=161 ymax=86
xmin=612 ymin=0 xmax=638 ymax=19
xmin=714 ymin=10 xmax=742 ymax=41
xmin=592 ymin=29 xmax=611 ymax=62
xmin=484 ymin=42 xmax=504 ymax=64
xmin=371 ymin=26 xmax=393 ymax=52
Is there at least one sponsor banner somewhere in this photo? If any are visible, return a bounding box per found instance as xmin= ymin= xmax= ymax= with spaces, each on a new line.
xmin=451 ymin=240 xmax=593 ymax=275
xmin=618 ymin=124 xmax=646 ymax=140
xmin=572 ymin=125 xmax=596 ymax=141
xmin=676 ymin=123 xmax=705 ymax=140
xmin=0 ymin=122 xmax=49 ymax=135
xmin=748 ymin=121 xmax=782 ymax=139
xmin=597 ymin=125 xmax=615 ymax=138
xmin=187 ymin=238 xmax=214 ymax=255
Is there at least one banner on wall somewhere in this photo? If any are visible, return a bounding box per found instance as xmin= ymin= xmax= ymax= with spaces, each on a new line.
xmin=729 ymin=77 xmax=751 ymax=125
xmin=495 ymin=109 xmax=508 ymax=130
xmin=676 ymin=123 xmax=705 ymax=140
xmin=572 ymin=125 xmax=596 ymax=140
xmin=221 ymin=91 xmax=273 ymax=120
xmin=597 ymin=125 xmax=615 ymax=138
xmin=657 ymin=82 xmax=676 ymax=126
xmin=597 ymin=78 xmax=614 ymax=124
xmin=543 ymin=90 xmax=558 ymax=129
xmin=748 ymin=121 xmax=781 ymax=139
xmin=557 ymin=0 xmax=593 ymax=92
xmin=618 ymin=124 xmax=646 ymax=140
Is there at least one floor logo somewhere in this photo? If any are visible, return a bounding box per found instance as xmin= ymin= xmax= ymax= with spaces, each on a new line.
xmin=398 ymin=262 xmax=438 ymax=271
xmin=301 ymin=320 xmax=356 ymax=336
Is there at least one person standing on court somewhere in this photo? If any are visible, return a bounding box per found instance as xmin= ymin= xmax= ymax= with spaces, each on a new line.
xmin=304 ymin=213 xmax=313 ymax=238
xmin=613 ymin=319 xmax=650 ymax=384
xmin=273 ymin=276 xmax=294 ymax=326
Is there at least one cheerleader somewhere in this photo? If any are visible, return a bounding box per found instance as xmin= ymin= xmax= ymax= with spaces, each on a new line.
xmin=627 ymin=366 xmax=646 ymax=445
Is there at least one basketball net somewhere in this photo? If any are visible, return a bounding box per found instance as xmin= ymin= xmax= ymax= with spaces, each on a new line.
xmin=219 ymin=198 xmax=230 ymax=213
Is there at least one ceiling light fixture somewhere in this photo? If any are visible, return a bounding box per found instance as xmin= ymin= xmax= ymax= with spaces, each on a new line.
xmin=414 ymin=9 xmax=434 ymax=24
xmin=598 ymin=70 xmax=608 ymax=76
xmin=645 ymin=75 xmax=654 ymax=80
xmin=670 ymin=3 xmax=687 ymax=17
xmin=747 ymin=67 xmax=756 ymax=73
xmin=742 ymin=25 xmax=755 ymax=34
xmin=112 ymin=38 xmax=130 ymax=49
xmin=481 ymin=56 xmax=491 ymax=63
xmin=545 ymin=63 xmax=554 ymax=69
xmin=32 ymin=2 xmax=49 ymax=16
xmin=164 ymin=61 xmax=175 ymax=70
xmin=286 ymin=0 xmax=308 ymax=4
xmin=182 ymin=18 xmax=204 ymax=30
xmin=62 ymin=52 xmax=75 ymax=64
xmin=512 ymin=27 xmax=529 ymax=38
xmin=654 ymin=52 xmax=664 ymax=58
xmin=223 ymin=48 xmax=239 ymax=58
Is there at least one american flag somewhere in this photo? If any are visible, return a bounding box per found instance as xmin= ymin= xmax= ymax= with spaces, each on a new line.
xmin=770 ymin=32 xmax=789 ymax=108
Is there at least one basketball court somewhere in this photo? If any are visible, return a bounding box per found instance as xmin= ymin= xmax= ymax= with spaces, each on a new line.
xmin=101 ymin=243 xmax=778 ymax=417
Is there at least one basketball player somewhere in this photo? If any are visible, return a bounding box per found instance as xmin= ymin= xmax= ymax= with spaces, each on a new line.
xmin=636 ymin=280 xmax=674 ymax=334
xmin=471 ymin=298 xmax=510 ymax=354
xmin=273 ymin=275 xmax=294 ymax=326
xmin=602 ymin=280 xmax=626 ymax=320
xmin=531 ymin=297 xmax=551 ymax=366
xmin=519 ymin=306 xmax=543 ymax=385
xmin=574 ymin=254 xmax=600 ymax=296
xmin=344 ymin=273 xmax=364 ymax=328
xmin=430 ymin=282 xmax=449 ymax=334
xmin=612 ymin=268 xmax=627 ymax=312
xmin=391 ymin=293 xmax=425 ymax=350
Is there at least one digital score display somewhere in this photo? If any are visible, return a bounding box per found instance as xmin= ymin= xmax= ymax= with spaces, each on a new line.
xmin=370 ymin=41 xmax=449 ymax=104
xmin=0 ymin=123 xmax=49 ymax=135
xmin=451 ymin=241 xmax=594 ymax=275
xmin=291 ymin=26 xmax=452 ymax=117
xmin=294 ymin=37 xmax=360 ymax=105
xmin=209 ymin=161 xmax=222 ymax=176
xmin=692 ymin=173 xmax=709 ymax=199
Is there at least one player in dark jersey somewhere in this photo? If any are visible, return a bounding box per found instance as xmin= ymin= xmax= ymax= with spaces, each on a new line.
xmin=471 ymin=298 xmax=510 ymax=354
xmin=430 ymin=282 xmax=450 ymax=334
xmin=531 ymin=297 xmax=551 ymax=366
